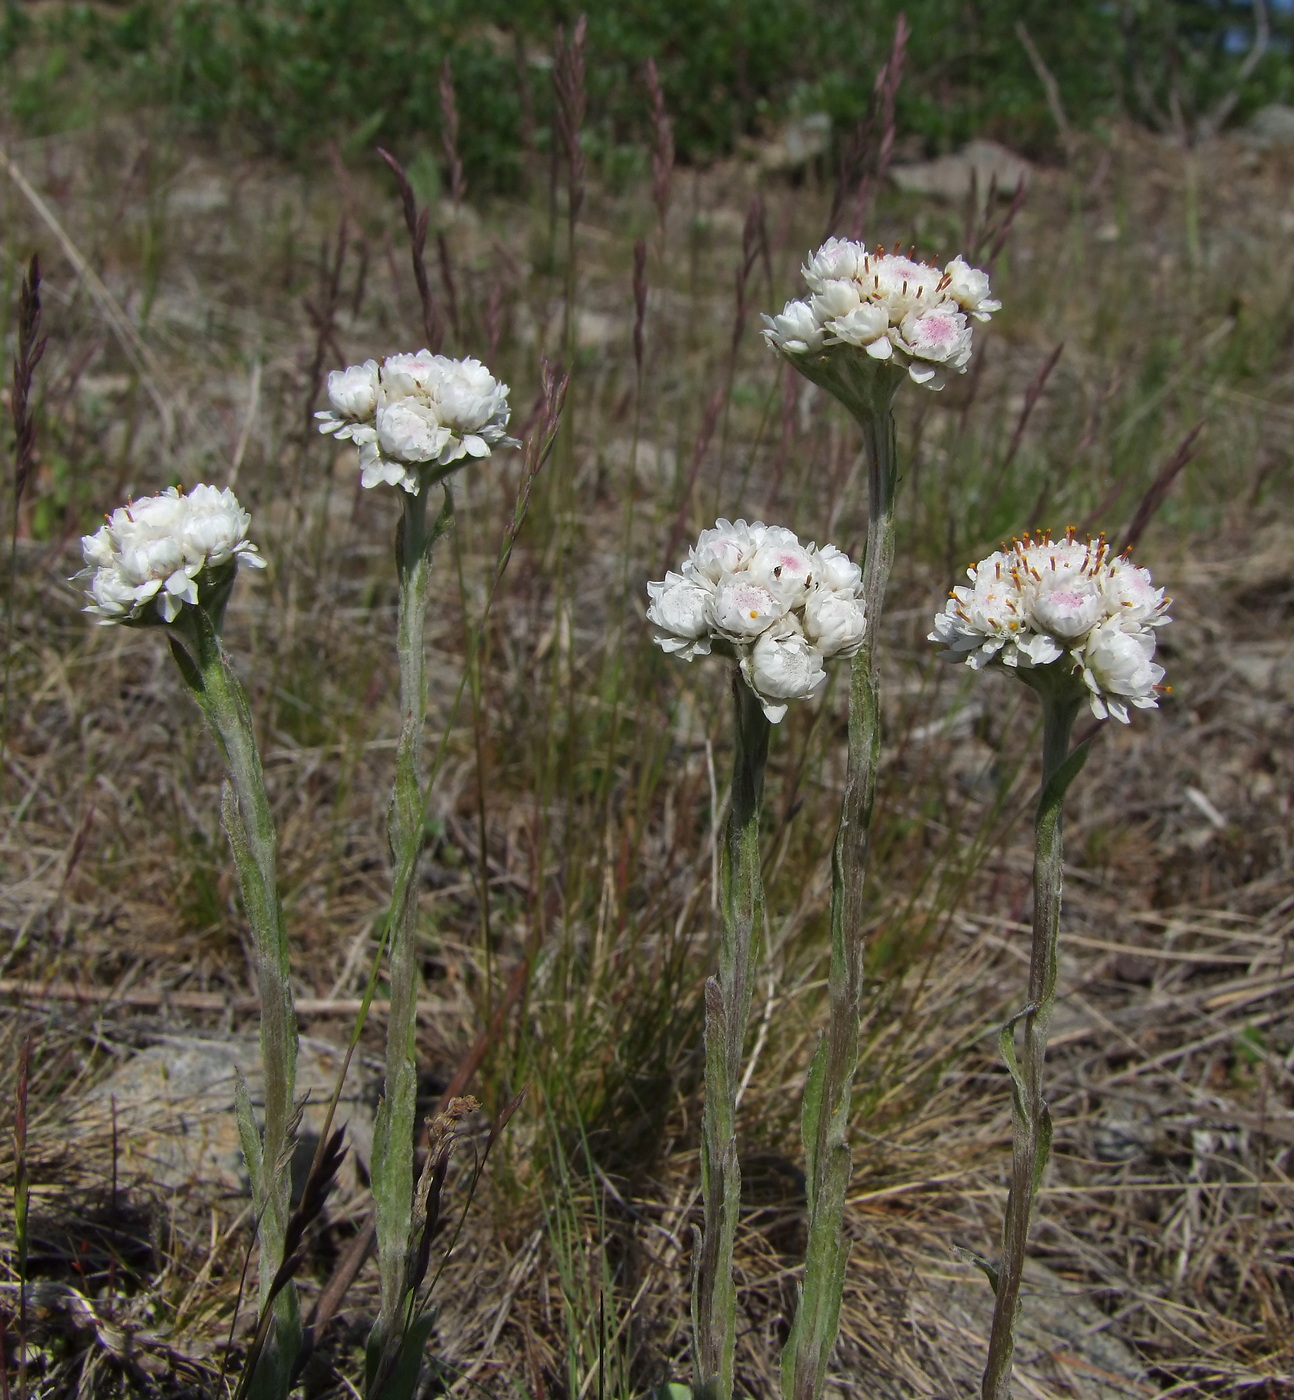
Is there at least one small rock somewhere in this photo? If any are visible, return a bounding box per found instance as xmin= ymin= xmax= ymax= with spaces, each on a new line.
xmin=1226 ymin=643 xmax=1294 ymax=701
xmin=891 ymin=139 xmax=1031 ymax=203
xmin=1244 ymin=103 xmax=1294 ymax=149
xmin=77 ymin=1035 xmax=374 ymax=1198
xmin=756 ymin=112 xmax=832 ymax=172
xmin=907 ymin=1257 xmax=1147 ymax=1397
xmin=168 ymin=174 xmax=229 ymax=216
xmin=575 ymin=308 xmax=622 ymax=350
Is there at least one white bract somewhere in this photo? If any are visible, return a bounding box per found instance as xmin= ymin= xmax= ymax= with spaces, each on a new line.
xmin=647 ymin=519 xmax=866 ymax=722
xmin=928 ymin=530 xmax=1170 ymax=724
xmin=315 ymin=350 xmax=517 ymax=494
xmin=764 ymin=237 xmax=998 ymax=392
xmin=78 ymin=484 xmax=266 ymax=625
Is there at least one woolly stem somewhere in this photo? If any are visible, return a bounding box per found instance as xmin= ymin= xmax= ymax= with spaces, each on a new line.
xmin=779 ymin=388 xmax=898 ymax=1400
xmin=693 ymin=673 xmax=770 ymax=1400
xmin=981 ymin=680 xmax=1085 ymax=1400
xmin=368 ymin=484 xmax=452 ymax=1389
xmin=169 ymin=604 xmax=300 ymax=1396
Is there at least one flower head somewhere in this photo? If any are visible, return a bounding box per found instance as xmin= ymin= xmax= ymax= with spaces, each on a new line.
xmin=740 ymin=622 xmax=826 ymax=725
xmin=315 ymin=350 xmax=518 ymax=494
xmin=685 ymin=518 xmax=759 ymax=583
xmin=78 ymin=484 xmax=266 ymax=626
xmin=764 ymin=239 xmax=997 ymax=398
xmin=648 ymin=520 xmax=865 ymax=722
xmin=928 ymin=530 xmax=1170 ymax=723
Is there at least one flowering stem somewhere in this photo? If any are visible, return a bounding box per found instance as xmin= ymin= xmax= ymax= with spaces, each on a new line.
xmin=167 ymin=605 xmax=300 ymax=1394
xmin=693 ymin=672 xmax=770 ymax=1400
xmin=779 ymin=392 xmax=898 ymax=1400
xmin=369 ymin=483 xmax=452 ymax=1390
xmin=981 ymin=683 xmax=1087 ymax=1400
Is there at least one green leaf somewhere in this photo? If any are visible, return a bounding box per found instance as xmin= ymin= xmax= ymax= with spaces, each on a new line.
xmin=342 ymin=106 xmax=387 ymax=158
xmin=1039 ymin=737 xmax=1091 ymax=821
xmin=167 ymin=633 xmax=203 ymax=695
xmin=798 ymin=1036 xmax=827 ymax=1214
xmin=953 ymin=1245 xmax=1001 ymax=1296
xmin=997 ymin=1014 xmax=1030 ymax=1128
xmin=1033 ymin=1104 xmax=1053 ymax=1194
xmin=366 ymin=1312 xmax=435 ymax=1400
xmin=234 ymin=1067 xmax=264 ymax=1204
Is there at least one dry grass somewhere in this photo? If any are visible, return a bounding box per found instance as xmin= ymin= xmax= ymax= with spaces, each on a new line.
xmin=1 ymin=111 xmax=1292 ymax=1398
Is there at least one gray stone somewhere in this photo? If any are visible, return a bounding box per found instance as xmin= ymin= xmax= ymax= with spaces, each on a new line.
xmin=891 ymin=139 xmax=1031 ymax=202
xmin=77 ymin=1034 xmax=375 ymax=1198
xmin=1226 ymin=643 xmax=1294 ymax=701
xmin=1244 ymin=103 xmax=1294 ymax=149
xmin=756 ymin=112 xmax=832 ymax=171
xmin=906 ymin=1257 xmax=1148 ymax=1398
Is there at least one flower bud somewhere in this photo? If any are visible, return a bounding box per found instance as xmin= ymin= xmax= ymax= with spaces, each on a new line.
xmin=803 ymin=586 xmax=867 ymax=658
xmin=813 ymin=544 xmax=862 ymax=595
xmin=326 ymin=360 xmax=380 ymax=419
xmin=761 ymin=299 xmax=825 ymax=356
xmin=376 ymin=401 xmax=451 ymax=463
xmin=741 ymin=624 xmax=827 ymax=723
xmin=648 ymin=572 xmax=714 ymax=660
xmin=1079 ymin=620 xmax=1165 ymax=724
xmin=686 ymin=519 xmax=757 ymax=583
xmin=746 ymin=537 xmax=817 ymax=607
xmin=943 ymin=256 xmax=1002 ymax=322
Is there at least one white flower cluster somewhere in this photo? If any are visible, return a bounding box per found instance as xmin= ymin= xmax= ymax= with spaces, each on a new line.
xmin=763 ymin=239 xmax=999 ymax=389
xmin=929 ymin=530 xmax=1171 ymax=723
xmin=79 ymin=485 xmax=266 ymax=625
xmin=648 ymin=519 xmax=867 ymax=723
xmin=316 ymin=351 xmax=517 ymax=494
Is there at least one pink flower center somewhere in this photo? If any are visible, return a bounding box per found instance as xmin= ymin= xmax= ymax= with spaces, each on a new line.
xmin=918 ymin=315 xmax=955 ymax=346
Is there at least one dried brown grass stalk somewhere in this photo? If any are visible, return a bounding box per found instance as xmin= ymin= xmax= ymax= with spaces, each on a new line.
xmin=4 ymin=254 xmax=45 ymax=787
xmin=554 ymin=16 xmax=588 ymax=228
xmin=303 ymin=217 xmax=350 ymax=437
xmin=378 ymin=146 xmax=445 ymax=353
xmin=9 ymin=255 xmax=45 ymax=520
xmin=1003 ymin=342 xmax=1064 ymax=474
xmin=824 ymin=13 xmax=908 ymax=242
xmin=439 ymin=62 xmax=466 ymax=209
xmin=646 ymin=57 xmax=675 ymax=238
xmin=1120 ymin=422 xmax=1205 ymax=554
xmin=633 ymin=238 xmax=648 ymax=379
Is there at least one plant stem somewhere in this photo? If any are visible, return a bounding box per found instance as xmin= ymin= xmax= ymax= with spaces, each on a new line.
xmin=981 ymin=685 xmax=1083 ymax=1400
xmin=169 ymin=604 xmax=300 ymax=1392
xmin=693 ymin=673 xmax=770 ymax=1400
xmin=780 ymin=397 xmax=898 ymax=1400
xmin=369 ymin=484 xmax=451 ymax=1385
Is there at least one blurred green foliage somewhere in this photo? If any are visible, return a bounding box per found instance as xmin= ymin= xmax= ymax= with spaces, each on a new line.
xmin=5 ymin=1 xmax=1293 ymax=183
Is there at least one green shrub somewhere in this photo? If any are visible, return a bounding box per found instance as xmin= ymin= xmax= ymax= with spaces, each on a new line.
xmin=8 ymin=2 xmax=1292 ymax=184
